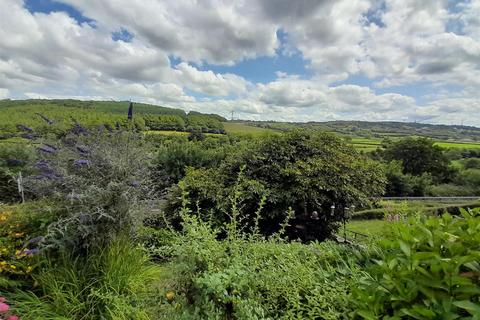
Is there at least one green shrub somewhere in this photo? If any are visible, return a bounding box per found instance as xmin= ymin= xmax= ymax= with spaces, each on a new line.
xmin=456 ymin=168 xmax=480 ymax=189
xmin=24 ymin=130 xmax=155 ymax=253
xmin=427 ymin=183 xmax=477 ymax=196
xmin=353 ymin=209 xmax=480 ymax=319
xmin=464 ymin=158 xmax=480 ymax=169
xmin=159 ymin=201 xmax=367 ymax=319
xmin=172 ymin=130 xmax=386 ymax=241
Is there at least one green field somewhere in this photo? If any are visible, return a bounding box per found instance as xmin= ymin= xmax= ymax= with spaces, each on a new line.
xmin=434 ymin=141 xmax=480 ymax=149
xmin=223 ymin=122 xmax=277 ymax=135
xmin=145 ymin=130 xmax=190 ymax=136
xmin=346 ymin=219 xmax=391 ymax=236
xmin=346 ymin=137 xmax=480 ymax=152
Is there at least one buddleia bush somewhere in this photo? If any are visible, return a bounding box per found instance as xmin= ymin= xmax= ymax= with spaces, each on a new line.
xmin=26 ymin=129 xmax=155 ymax=253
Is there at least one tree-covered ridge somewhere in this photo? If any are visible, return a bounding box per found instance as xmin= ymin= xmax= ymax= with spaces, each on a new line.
xmin=0 ymin=99 xmax=226 ymax=137
xmin=242 ymin=120 xmax=480 ymax=141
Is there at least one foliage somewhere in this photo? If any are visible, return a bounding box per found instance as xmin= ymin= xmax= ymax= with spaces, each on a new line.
xmin=186 ymin=113 xmax=225 ymax=134
xmin=381 ymin=137 xmax=456 ymax=183
xmin=26 ymin=130 xmax=155 ymax=253
xmin=455 ymin=168 xmax=480 ymax=190
xmin=0 ymin=203 xmax=55 ymax=288
xmin=172 ymin=130 xmax=386 ymax=241
xmin=464 ymin=158 xmax=480 ymax=169
xmin=354 ymin=209 xmax=480 ymax=319
xmin=384 ymin=161 xmax=431 ymax=196
xmin=0 ymin=100 xmax=224 ymax=138
xmin=0 ymin=142 xmax=36 ymax=203
xmin=7 ymin=239 xmax=163 ymax=320
xmin=154 ymin=140 xmax=229 ymax=188
xmin=144 ymin=114 xmax=186 ymax=131
xmin=427 ymin=184 xmax=478 ymax=197
xmin=0 ymin=296 xmax=20 ymax=320
xmin=161 ymin=208 xmax=366 ymax=319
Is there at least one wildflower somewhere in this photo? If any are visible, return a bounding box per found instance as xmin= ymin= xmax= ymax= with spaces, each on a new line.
xmin=0 ymin=302 xmax=9 ymax=313
xmin=71 ymin=123 xmax=88 ymax=135
xmin=8 ymin=315 xmax=19 ymax=320
xmin=74 ymin=159 xmax=91 ymax=167
xmin=24 ymin=248 xmax=39 ymax=255
xmin=35 ymin=112 xmax=53 ymax=125
xmin=166 ymin=291 xmax=175 ymax=302
xmin=76 ymin=145 xmax=90 ymax=155
xmin=0 ymin=297 xmax=5 ymax=302
xmin=16 ymin=124 xmax=33 ymax=132
xmin=28 ymin=236 xmax=44 ymax=244
xmin=130 ymin=180 xmax=140 ymax=188
xmin=39 ymin=172 xmax=59 ymax=180
xmin=21 ymin=133 xmax=35 ymax=140
xmin=35 ymin=160 xmax=50 ymax=170
xmin=38 ymin=144 xmax=57 ymax=154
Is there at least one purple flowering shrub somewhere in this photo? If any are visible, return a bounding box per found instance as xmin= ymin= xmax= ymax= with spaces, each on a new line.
xmin=27 ymin=130 xmax=155 ymax=253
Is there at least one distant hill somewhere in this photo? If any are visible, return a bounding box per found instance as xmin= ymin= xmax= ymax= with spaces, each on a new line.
xmin=236 ymin=120 xmax=480 ymax=142
xmin=0 ymin=99 xmax=227 ymax=138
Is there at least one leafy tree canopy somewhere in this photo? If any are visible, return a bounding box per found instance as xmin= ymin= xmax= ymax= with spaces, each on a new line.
xmin=382 ymin=137 xmax=455 ymax=183
xmin=172 ymin=130 xmax=386 ymax=241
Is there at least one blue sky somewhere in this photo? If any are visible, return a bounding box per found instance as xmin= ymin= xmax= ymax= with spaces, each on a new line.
xmin=1 ymin=0 xmax=479 ymax=125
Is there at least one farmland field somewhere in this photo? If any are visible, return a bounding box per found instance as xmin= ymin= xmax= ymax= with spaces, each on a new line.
xmin=223 ymin=122 xmax=277 ymax=135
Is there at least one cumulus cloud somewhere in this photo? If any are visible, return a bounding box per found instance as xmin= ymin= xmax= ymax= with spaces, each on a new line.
xmin=0 ymin=0 xmax=479 ymax=125
xmin=173 ymin=63 xmax=249 ymax=96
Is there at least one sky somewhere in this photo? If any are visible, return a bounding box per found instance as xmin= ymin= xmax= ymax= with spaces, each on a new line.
xmin=0 ymin=0 xmax=479 ymax=125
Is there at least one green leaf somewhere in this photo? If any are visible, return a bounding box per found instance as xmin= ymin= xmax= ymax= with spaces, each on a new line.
xmin=399 ymin=240 xmax=411 ymax=257
xmin=453 ymin=300 xmax=480 ymax=315
xmin=356 ymin=310 xmax=377 ymax=320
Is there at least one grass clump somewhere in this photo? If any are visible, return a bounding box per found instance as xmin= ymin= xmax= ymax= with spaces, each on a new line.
xmin=9 ymin=239 xmax=162 ymax=320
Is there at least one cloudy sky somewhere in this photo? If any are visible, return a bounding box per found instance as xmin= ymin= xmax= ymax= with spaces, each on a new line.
xmin=0 ymin=0 xmax=479 ymax=125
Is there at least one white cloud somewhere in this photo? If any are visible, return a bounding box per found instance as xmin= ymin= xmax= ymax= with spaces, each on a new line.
xmin=0 ymin=0 xmax=479 ymax=125
xmin=60 ymin=0 xmax=279 ymax=65
xmin=173 ymin=63 xmax=249 ymax=96
xmin=0 ymin=88 xmax=9 ymax=99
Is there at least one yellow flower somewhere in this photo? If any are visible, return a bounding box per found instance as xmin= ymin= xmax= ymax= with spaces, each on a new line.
xmin=10 ymin=265 xmax=16 ymax=269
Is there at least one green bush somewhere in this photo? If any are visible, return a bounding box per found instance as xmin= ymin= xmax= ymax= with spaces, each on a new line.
xmin=384 ymin=161 xmax=431 ymax=196
xmin=427 ymin=183 xmax=477 ymax=196
xmin=464 ymin=158 xmax=480 ymax=169
xmin=154 ymin=140 xmax=227 ymax=188
xmin=172 ymin=130 xmax=386 ymax=241
xmin=456 ymin=168 xmax=480 ymax=189
xmin=165 ymin=213 xmax=365 ymax=319
xmin=354 ymin=209 xmax=480 ymax=319
xmin=26 ymin=130 xmax=155 ymax=252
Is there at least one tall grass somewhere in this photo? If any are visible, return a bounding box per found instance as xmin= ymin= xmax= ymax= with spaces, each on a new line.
xmin=9 ymin=238 xmax=162 ymax=320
